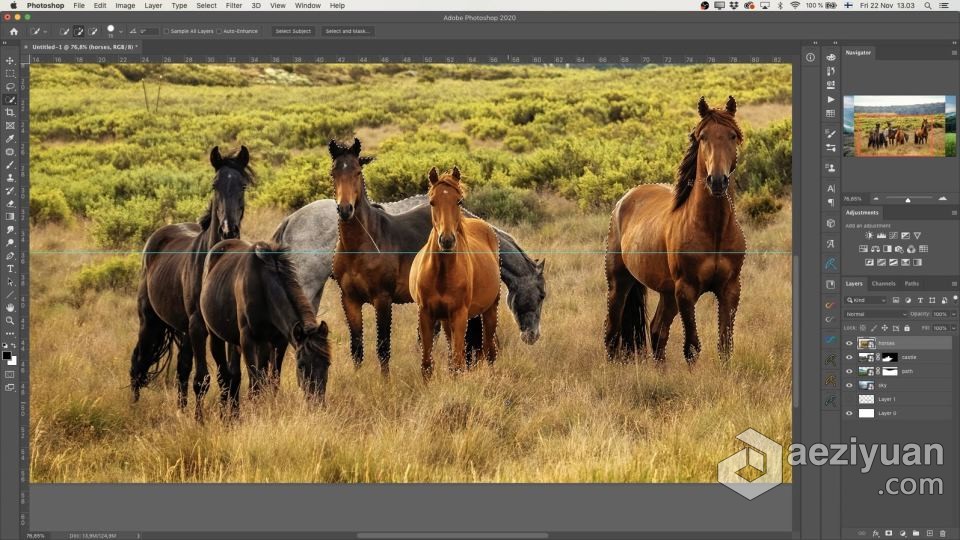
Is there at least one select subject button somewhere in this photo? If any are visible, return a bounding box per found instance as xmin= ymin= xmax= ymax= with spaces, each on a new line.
xmin=272 ymin=26 xmax=315 ymax=36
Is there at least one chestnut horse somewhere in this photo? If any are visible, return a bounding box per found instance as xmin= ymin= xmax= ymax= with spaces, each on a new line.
xmin=605 ymin=96 xmax=746 ymax=363
xmin=330 ymin=138 xmax=435 ymax=374
xmin=410 ymin=168 xmax=500 ymax=378
xmin=129 ymin=146 xmax=253 ymax=418
xmin=914 ymin=118 xmax=930 ymax=144
xmin=201 ymin=240 xmax=331 ymax=414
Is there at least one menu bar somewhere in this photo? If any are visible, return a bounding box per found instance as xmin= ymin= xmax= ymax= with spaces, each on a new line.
xmin=0 ymin=0 xmax=955 ymax=11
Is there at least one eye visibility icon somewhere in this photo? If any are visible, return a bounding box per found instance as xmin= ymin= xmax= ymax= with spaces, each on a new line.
xmin=718 ymin=428 xmax=783 ymax=500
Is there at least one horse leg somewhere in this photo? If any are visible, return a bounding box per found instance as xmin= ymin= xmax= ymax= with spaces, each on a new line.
xmin=188 ymin=314 xmax=211 ymax=421
xmin=208 ymin=334 xmax=231 ymax=413
xmin=418 ymin=310 xmax=435 ymax=381
xmin=464 ymin=317 xmax=483 ymax=369
xmin=253 ymin=341 xmax=272 ymax=396
xmin=480 ymin=297 xmax=499 ymax=366
xmin=650 ymin=292 xmax=679 ymax=363
xmin=675 ymin=281 xmax=702 ymax=364
xmin=341 ymin=295 xmax=364 ymax=368
xmin=717 ymin=279 xmax=742 ymax=363
xmin=227 ymin=345 xmax=242 ymax=417
xmin=240 ymin=330 xmax=268 ymax=398
xmin=441 ymin=319 xmax=454 ymax=371
xmin=604 ymin=263 xmax=635 ymax=360
xmin=374 ymin=296 xmax=393 ymax=376
xmin=272 ymin=341 xmax=288 ymax=391
xmin=175 ymin=338 xmax=192 ymax=412
xmin=449 ymin=308 xmax=469 ymax=373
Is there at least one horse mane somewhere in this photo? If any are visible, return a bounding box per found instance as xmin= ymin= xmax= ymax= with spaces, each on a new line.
xmin=673 ymin=109 xmax=743 ymax=210
xmin=198 ymin=203 xmax=212 ymax=228
xmin=252 ymin=242 xmax=317 ymax=329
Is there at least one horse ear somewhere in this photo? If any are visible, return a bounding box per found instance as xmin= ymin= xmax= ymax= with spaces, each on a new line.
xmin=236 ymin=145 xmax=250 ymax=169
xmin=725 ymin=95 xmax=737 ymax=116
xmin=293 ymin=323 xmax=306 ymax=344
xmin=428 ymin=167 xmax=439 ymax=185
xmin=536 ymin=258 xmax=545 ymax=274
xmin=451 ymin=166 xmax=461 ymax=181
xmin=350 ymin=138 xmax=362 ymax=156
xmin=697 ymin=97 xmax=709 ymax=118
xmin=359 ymin=156 xmax=375 ymax=167
xmin=317 ymin=320 xmax=329 ymax=337
xmin=328 ymin=140 xmax=341 ymax=159
xmin=210 ymin=146 xmax=223 ymax=170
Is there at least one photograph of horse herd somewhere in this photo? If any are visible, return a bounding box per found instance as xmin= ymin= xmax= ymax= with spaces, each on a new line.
xmin=29 ymin=63 xmax=793 ymax=483
xmin=843 ymin=95 xmax=957 ymax=157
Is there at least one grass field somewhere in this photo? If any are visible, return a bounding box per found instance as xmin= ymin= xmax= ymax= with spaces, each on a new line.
xmin=28 ymin=64 xmax=793 ymax=483
xmin=29 ymin=200 xmax=792 ymax=483
xmin=851 ymin=113 xmax=946 ymax=157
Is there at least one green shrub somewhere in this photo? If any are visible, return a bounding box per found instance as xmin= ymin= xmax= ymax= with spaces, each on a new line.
xmin=503 ymin=134 xmax=531 ymax=153
xmin=71 ymin=255 xmax=141 ymax=295
xmin=738 ymin=185 xmax=784 ymax=225
xmin=90 ymin=197 xmax=164 ymax=250
xmin=30 ymin=188 xmax=73 ymax=226
xmin=467 ymin=183 xmax=545 ymax=225
xmin=739 ymin=120 xmax=793 ymax=196
xmin=463 ymin=117 xmax=509 ymax=140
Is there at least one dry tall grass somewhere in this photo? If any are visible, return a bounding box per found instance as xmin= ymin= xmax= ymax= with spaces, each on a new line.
xmin=29 ymin=201 xmax=792 ymax=483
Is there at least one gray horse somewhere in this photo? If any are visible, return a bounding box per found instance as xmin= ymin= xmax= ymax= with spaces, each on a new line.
xmin=272 ymin=194 xmax=546 ymax=347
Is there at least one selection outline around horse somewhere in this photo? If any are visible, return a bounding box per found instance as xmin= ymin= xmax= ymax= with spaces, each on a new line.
xmin=200 ymin=239 xmax=331 ymax=415
xmin=604 ymin=96 xmax=746 ymax=364
xmin=129 ymin=145 xmax=254 ymax=419
xmin=410 ymin=167 xmax=501 ymax=378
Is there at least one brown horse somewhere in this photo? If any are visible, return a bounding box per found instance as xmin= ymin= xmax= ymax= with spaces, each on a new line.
xmin=886 ymin=122 xmax=907 ymax=146
xmin=605 ymin=96 xmax=746 ymax=364
xmin=330 ymin=138 xmax=436 ymax=374
xmin=410 ymin=167 xmax=500 ymax=378
xmin=129 ymin=146 xmax=253 ymax=418
xmin=914 ymin=118 xmax=930 ymax=144
xmin=201 ymin=240 xmax=331 ymax=413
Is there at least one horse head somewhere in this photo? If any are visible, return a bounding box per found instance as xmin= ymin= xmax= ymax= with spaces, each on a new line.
xmin=507 ymin=258 xmax=546 ymax=344
xmin=294 ymin=320 xmax=331 ymax=403
xmin=695 ymin=96 xmax=743 ymax=198
xmin=427 ymin=166 xmax=465 ymax=253
xmin=329 ymin=138 xmax=374 ymax=221
xmin=208 ymin=145 xmax=252 ymax=240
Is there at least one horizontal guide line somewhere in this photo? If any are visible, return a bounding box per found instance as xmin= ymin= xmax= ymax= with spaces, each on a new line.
xmin=29 ymin=250 xmax=791 ymax=255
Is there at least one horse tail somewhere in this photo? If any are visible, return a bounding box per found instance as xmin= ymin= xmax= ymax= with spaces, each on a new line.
xmin=130 ymin=287 xmax=178 ymax=400
xmin=604 ymin=195 xmax=648 ymax=359
xmin=271 ymin=215 xmax=289 ymax=245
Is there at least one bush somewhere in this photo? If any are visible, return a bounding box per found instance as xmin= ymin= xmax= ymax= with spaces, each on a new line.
xmin=30 ymin=188 xmax=73 ymax=226
xmin=90 ymin=197 xmax=164 ymax=250
xmin=738 ymin=185 xmax=783 ymax=225
xmin=738 ymin=119 xmax=793 ymax=196
xmin=467 ymin=183 xmax=545 ymax=225
xmin=71 ymin=255 xmax=141 ymax=295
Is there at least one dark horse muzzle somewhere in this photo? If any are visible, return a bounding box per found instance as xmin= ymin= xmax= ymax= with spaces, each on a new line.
xmin=336 ymin=203 xmax=354 ymax=221
xmin=707 ymin=174 xmax=730 ymax=197
xmin=220 ymin=220 xmax=240 ymax=239
xmin=438 ymin=233 xmax=457 ymax=252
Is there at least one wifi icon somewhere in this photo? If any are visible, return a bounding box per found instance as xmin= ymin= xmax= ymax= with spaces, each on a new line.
xmin=790 ymin=0 xmax=800 ymax=7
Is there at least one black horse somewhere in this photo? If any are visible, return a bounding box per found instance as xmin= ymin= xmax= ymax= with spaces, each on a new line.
xmin=129 ymin=146 xmax=253 ymax=419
